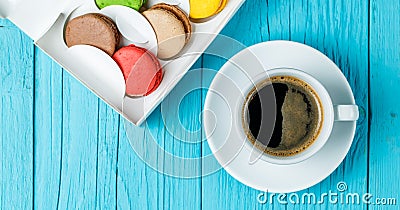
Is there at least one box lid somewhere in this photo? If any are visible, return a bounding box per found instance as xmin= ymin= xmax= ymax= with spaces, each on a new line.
xmin=1 ymin=0 xmax=67 ymax=41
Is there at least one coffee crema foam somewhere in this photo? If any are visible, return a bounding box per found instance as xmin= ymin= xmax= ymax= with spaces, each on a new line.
xmin=242 ymin=76 xmax=324 ymax=157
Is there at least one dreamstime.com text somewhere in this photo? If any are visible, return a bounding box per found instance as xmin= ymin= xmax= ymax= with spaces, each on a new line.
xmin=257 ymin=182 xmax=397 ymax=206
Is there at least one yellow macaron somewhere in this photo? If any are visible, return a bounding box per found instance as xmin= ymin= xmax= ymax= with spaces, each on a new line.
xmin=189 ymin=0 xmax=227 ymax=19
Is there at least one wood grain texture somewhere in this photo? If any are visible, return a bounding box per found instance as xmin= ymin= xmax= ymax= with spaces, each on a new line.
xmin=160 ymin=62 xmax=202 ymax=210
xmin=116 ymin=59 xmax=198 ymax=210
xmin=116 ymin=114 xmax=161 ymax=210
xmin=95 ymin=100 xmax=119 ymax=209
xmin=0 ymin=19 xmax=34 ymax=210
xmin=57 ymin=75 xmax=100 ymax=209
xmin=33 ymin=47 xmax=120 ymax=209
xmin=116 ymin=60 xmax=203 ymax=210
xmin=33 ymin=48 xmax=63 ymax=209
xmin=369 ymin=0 xmax=400 ymax=209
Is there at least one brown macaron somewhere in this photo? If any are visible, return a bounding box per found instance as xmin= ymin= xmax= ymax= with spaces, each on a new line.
xmin=65 ymin=13 xmax=121 ymax=56
xmin=143 ymin=4 xmax=192 ymax=59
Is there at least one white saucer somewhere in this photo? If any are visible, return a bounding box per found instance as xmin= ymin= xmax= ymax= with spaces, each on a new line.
xmin=203 ymin=41 xmax=357 ymax=193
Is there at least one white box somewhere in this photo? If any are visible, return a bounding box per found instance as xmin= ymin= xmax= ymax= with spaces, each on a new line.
xmin=1 ymin=0 xmax=246 ymax=125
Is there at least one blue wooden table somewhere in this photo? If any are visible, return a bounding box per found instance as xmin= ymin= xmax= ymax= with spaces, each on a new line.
xmin=1 ymin=0 xmax=399 ymax=209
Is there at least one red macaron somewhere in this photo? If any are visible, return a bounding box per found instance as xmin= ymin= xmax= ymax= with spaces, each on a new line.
xmin=112 ymin=45 xmax=163 ymax=97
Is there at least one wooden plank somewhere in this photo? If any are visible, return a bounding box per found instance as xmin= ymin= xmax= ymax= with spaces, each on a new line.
xmin=116 ymin=60 xmax=203 ymax=210
xmin=201 ymin=0 xmax=369 ymax=209
xmin=369 ymin=0 xmax=400 ymax=209
xmin=116 ymin=115 xmax=161 ymax=210
xmin=95 ymin=102 xmax=119 ymax=209
xmin=161 ymin=62 xmax=202 ymax=210
xmin=0 ymin=19 xmax=34 ymax=210
xmin=0 ymin=19 xmax=15 ymax=27
xmin=33 ymin=48 xmax=63 ymax=209
xmin=32 ymin=44 xmax=119 ymax=209
xmin=55 ymin=73 xmax=100 ymax=209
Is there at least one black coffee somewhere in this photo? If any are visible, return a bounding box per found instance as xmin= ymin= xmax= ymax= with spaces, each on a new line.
xmin=243 ymin=76 xmax=323 ymax=157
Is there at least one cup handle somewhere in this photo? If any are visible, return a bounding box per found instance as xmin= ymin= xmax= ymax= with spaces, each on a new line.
xmin=334 ymin=105 xmax=359 ymax=121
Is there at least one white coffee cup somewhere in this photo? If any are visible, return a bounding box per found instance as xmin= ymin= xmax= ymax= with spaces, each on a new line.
xmin=241 ymin=68 xmax=359 ymax=165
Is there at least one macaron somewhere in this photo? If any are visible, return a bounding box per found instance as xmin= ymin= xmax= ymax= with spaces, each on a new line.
xmin=95 ymin=0 xmax=146 ymax=11
xmin=65 ymin=13 xmax=120 ymax=56
xmin=189 ymin=0 xmax=227 ymax=19
xmin=143 ymin=3 xmax=192 ymax=59
xmin=112 ymin=45 xmax=163 ymax=96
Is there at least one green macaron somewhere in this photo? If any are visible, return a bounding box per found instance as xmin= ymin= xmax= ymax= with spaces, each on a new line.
xmin=95 ymin=0 xmax=146 ymax=11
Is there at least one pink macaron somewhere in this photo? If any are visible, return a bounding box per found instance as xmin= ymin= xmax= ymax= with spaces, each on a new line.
xmin=112 ymin=45 xmax=163 ymax=97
